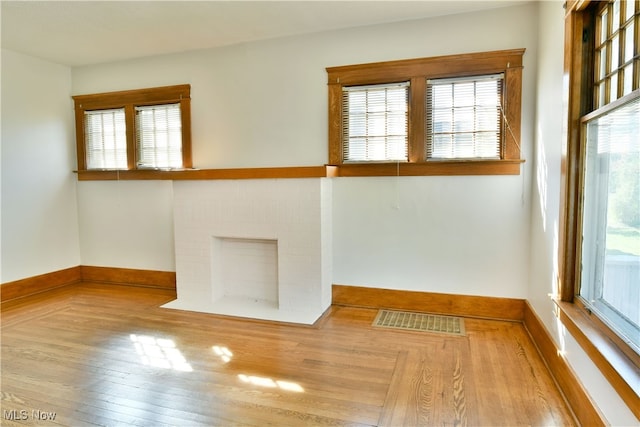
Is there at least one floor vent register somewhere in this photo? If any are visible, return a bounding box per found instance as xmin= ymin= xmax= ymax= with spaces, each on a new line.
xmin=373 ymin=309 xmax=465 ymax=336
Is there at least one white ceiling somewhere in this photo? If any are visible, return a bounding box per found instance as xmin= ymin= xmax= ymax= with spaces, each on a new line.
xmin=1 ymin=1 xmax=529 ymax=67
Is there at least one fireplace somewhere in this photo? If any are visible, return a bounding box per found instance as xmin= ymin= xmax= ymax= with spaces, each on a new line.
xmin=164 ymin=178 xmax=332 ymax=324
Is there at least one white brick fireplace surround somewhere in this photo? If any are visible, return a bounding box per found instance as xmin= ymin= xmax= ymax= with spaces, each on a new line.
xmin=164 ymin=178 xmax=332 ymax=325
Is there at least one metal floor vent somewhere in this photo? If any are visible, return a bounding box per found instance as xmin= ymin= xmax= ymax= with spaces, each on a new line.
xmin=373 ymin=309 xmax=465 ymax=336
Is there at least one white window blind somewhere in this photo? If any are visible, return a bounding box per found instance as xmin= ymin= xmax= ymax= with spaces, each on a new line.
xmin=135 ymin=103 xmax=183 ymax=169
xmin=84 ymin=108 xmax=127 ymax=169
xmin=426 ymin=74 xmax=503 ymax=160
xmin=342 ymin=82 xmax=409 ymax=162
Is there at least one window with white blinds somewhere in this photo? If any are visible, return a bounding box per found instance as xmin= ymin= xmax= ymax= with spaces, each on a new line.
xmin=342 ymin=82 xmax=409 ymax=162
xmin=427 ymin=74 xmax=503 ymax=160
xmin=84 ymin=108 xmax=128 ymax=170
xmin=73 ymin=84 xmax=191 ymax=175
xmin=327 ymin=50 xmax=524 ymax=174
xmin=135 ymin=103 xmax=183 ymax=169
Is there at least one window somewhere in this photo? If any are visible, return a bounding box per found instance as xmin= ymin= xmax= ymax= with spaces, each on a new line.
xmin=327 ymin=49 xmax=524 ymax=175
xmin=567 ymin=0 xmax=640 ymax=351
xmin=560 ymin=0 xmax=639 ymax=416
xmin=135 ymin=103 xmax=183 ymax=169
xmin=580 ymin=94 xmax=640 ymax=352
xmin=73 ymin=84 xmax=192 ymax=173
xmin=84 ymin=108 xmax=127 ymax=170
xmin=427 ymin=74 xmax=503 ymax=160
xmin=342 ymin=82 xmax=409 ymax=162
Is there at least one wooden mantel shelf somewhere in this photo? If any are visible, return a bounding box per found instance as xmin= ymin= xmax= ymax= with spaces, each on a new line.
xmin=76 ymin=165 xmax=339 ymax=181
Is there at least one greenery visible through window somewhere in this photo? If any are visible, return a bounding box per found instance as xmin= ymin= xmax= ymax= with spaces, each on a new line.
xmin=326 ymin=49 xmax=524 ymax=175
xmin=72 ymin=85 xmax=192 ymax=172
xmin=580 ymin=94 xmax=640 ymax=353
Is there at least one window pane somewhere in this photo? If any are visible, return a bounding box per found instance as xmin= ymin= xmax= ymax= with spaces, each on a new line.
xmin=625 ymin=0 xmax=635 ymax=20
xmin=598 ymin=81 xmax=606 ymax=108
xmin=599 ymin=44 xmax=608 ymax=78
xmin=581 ymin=95 xmax=640 ymax=351
xmin=427 ymin=74 xmax=502 ymax=160
xmin=135 ymin=103 xmax=183 ymax=169
xmin=623 ymin=64 xmax=634 ymax=95
xmin=600 ymin=9 xmax=609 ymax=43
xmin=612 ymin=0 xmax=621 ymax=32
xmin=610 ymin=72 xmax=619 ymax=101
xmin=431 ymin=134 xmax=453 ymax=158
xmin=84 ymin=108 xmax=127 ymax=169
xmin=433 ymin=85 xmax=453 ymax=108
xmin=454 ymin=107 xmax=474 ymax=132
xmin=342 ymin=82 xmax=409 ymax=162
xmin=624 ymin=21 xmax=635 ymax=63
xmin=612 ymin=34 xmax=620 ymax=70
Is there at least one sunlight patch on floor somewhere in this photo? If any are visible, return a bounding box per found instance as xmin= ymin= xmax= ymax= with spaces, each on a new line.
xmin=238 ymin=374 xmax=304 ymax=392
xmin=130 ymin=334 xmax=193 ymax=372
xmin=213 ymin=345 xmax=233 ymax=363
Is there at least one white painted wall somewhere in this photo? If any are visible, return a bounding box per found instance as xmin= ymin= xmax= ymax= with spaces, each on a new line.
xmin=1 ymin=49 xmax=81 ymax=283
xmin=76 ymin=180 xmax=175 ymax=271
xmin=333 ymin=175 xmax=530 ymax=297
xmin=529 ymin=2 xmax=638 ymax=424
xmin=72 ymin=3 xmax=537 ymax=299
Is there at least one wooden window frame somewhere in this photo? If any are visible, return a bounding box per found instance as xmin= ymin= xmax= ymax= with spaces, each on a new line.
xmin=73 ymin=84 xmax=192 ymax=175
xmin=559 ymin=0 xmax=639 ymax=418
xmin=326 ymin=49 xmax=525 ymax=176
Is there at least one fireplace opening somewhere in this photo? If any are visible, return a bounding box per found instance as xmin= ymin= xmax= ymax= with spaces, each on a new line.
xmin=211 ymin=237 xmax=279 ymax=308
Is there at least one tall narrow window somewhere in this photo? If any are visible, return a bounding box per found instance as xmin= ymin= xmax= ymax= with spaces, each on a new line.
xmin=84 ymin=108 xmax=127 ymax=170
xmin=580 ymin=94 xmax=640 ymax=352
xmin=342 ymin=82 xmax=409 ymax=162
xmin=561 ymin=0 xmax=640 ymax=414
xmin=576 ymin=0 xmax=640 ymax=352
xmin=135 ymin=103 xmax=183 ymax=169
xmin=426 ymin=74 xmax=503 ymax=160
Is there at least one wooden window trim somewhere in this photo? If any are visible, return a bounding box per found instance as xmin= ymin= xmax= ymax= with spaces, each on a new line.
xmin=326 ymin=49 xmax=525 ymax=176
xmin=559 ymin=0 xmax=639 ymax=418
xmin=72 ymin=84 xmax=192 ymax=173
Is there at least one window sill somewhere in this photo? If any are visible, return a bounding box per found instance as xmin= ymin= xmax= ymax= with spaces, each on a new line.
xmin=334 ymin=159 xmax=524 ymax=177
xmin=554 ymin=298 xmax=639 ymax=418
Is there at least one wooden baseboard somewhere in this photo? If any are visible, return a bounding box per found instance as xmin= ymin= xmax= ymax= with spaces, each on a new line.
xmin=332 ymin=284 xmax=525 ymax=321
xmin=1 ymin=266 xmax=82 ymax=303
xmin=80 ymin=266 xmax=176 ymax=290
xmin=522 ymin=301 xmax=607 ymax=426
xmin=2 ymin=266 xmax=176 ymax=302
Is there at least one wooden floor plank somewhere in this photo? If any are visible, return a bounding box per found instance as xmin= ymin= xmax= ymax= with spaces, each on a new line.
xmin=1 ymin=283 xmax=576 ymax=426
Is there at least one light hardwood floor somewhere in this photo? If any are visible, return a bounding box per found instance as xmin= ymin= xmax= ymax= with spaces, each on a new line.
xmin=1 ymin=283 xmax=576 ymax=426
